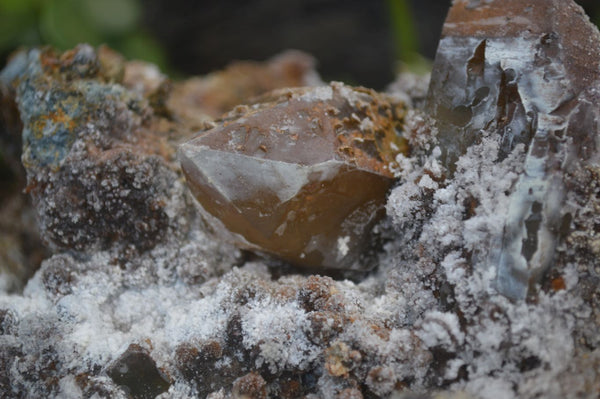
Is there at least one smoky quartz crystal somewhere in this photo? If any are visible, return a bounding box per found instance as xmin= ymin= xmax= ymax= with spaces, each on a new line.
xmin=179 ymin=82 xmax=406 ymax=270
xmin=427 ymin=0 xmax=600 ymax=299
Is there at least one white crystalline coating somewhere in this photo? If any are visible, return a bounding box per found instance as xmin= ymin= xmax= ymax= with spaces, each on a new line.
xmin=333 ymin=81 xmax=371 ymax=108
xmin=444 ymin=15 xmax=531 ymax=30
xmin=1 ymin=122 xmax=597 ymax=399
xmin=57 ymin=375 xmax=83 ymax=399
xmin=429 ymin=29 xmax=588 ymax=299
xmin=465 ymin=377 xmax=516 ymax=399
xmin=417 ymin=311 xmax=465 ymax=348
xmin=241 ymin=299 xmax=319 ymax=373
xmin=179 ymin=144 xmax=343 ymax=204
xmin=298 ymin=85 xmax=333 ymax=102
xmin=417 ymin=174 xmax=437 ymax=190
xmin=384 ymin=96 xmax=599 ymax=395
xmin=359 ymin=117 xmax=375 ymax=132
xmin=337 ymin=235 xmax=350 ymax=258
xmin=444 ymin=358 xmax=466 ymax=381
xmin=163 ymin=287 xmax=231 ymax=345
xmin=441 ymin=252 xmax=467 ymax=285
xmin=386 ymin=177 xmax=427 ymax=227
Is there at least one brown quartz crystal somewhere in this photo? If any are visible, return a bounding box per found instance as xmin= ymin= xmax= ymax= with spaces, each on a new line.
xmin=179 ymin=82 xmax=407 ymax=270
xmin=427 ymin=0 xmax=600 ymax=299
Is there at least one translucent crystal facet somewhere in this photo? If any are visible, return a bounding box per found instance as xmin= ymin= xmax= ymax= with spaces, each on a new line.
xmin=427 ymin=0 xmax=600 ymax=299
xmin=179 ymin=82 xmax=406 ymax=270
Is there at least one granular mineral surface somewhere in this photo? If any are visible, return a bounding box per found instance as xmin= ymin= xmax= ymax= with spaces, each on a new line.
xmin=0 ymin=0 xmax=599 ymax=398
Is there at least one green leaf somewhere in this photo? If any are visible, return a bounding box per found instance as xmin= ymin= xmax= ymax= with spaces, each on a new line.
xmin=386 ymin=0 xmax=420 ymax=64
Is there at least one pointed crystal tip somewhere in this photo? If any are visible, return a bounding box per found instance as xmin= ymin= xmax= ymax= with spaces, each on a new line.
xmin=179 ymin=82 xmax=407 ymax=270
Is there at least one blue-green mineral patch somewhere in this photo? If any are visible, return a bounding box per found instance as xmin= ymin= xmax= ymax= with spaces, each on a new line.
xmin=5 ymin=45 xmax=145 ymax=171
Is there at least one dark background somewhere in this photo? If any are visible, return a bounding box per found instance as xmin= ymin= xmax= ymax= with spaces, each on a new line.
xmin=1 ymin=0 xmax=599 ymax=88
xmin=142 ymin=0 xmax=600 ymax=88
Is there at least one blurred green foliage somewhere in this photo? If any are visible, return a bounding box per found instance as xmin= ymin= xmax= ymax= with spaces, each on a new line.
xmin=0 ymin=0 xmax=167 ymax=69
xmin=386 ymin=0 xmax=431 ymax=74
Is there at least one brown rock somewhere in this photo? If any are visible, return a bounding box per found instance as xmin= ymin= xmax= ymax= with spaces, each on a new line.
xmin=106 ymin=344 xmax=171 ymax=399
xmin=179 ymin=82 xmax=407 ymax=270
xmin=231 ymin=372 xmax=267 ymax=399
xmin=337 ymin=388 xmax=364 ymax=399
xmin=167 ymin=50 xmax=320 ymax=128
xmin=325 ymin=341 xmax=362 ymax=378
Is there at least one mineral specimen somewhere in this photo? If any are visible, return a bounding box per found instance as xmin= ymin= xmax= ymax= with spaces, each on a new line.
xmin=0 ymin=193 xmax=47 ymax=292
xmin=1 ymin=45 xmax=186 ymax=254
xmin=426 ymin=0 xmax=600 ymax=299
xmin=0 ymin=45 xmax=322 ymax=258
xmin=166 ymin=50 xmax=321 ymax=128
xmin=179 ymin=82 xmax=407 ymax=270
xmin=106 ymin=344 xmax=171 ymax=399
xmin=2 ymin=2 xmax=600 ymax=398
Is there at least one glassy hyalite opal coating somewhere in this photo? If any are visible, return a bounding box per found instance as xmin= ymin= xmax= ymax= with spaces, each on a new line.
xmin=179 ymin=82 xmax=407 ymax=270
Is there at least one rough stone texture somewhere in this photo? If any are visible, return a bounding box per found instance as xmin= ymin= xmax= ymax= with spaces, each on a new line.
xmin=0 ymin=56 xmax=49 ymax=293
xmin=387 ymin=1 xmax=600 ymax=397
xmin=0 ymin=1 xmax=600 ymax=398
xmin=0 ymin=192 xmax=48 ymax=292
xmin=0 ymin=45 xmax=319 ymax=276
xmin=167 ymin=50 xmax=321 ymax=128
xmin=5 ymin=45 xmax=185 ymax=254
